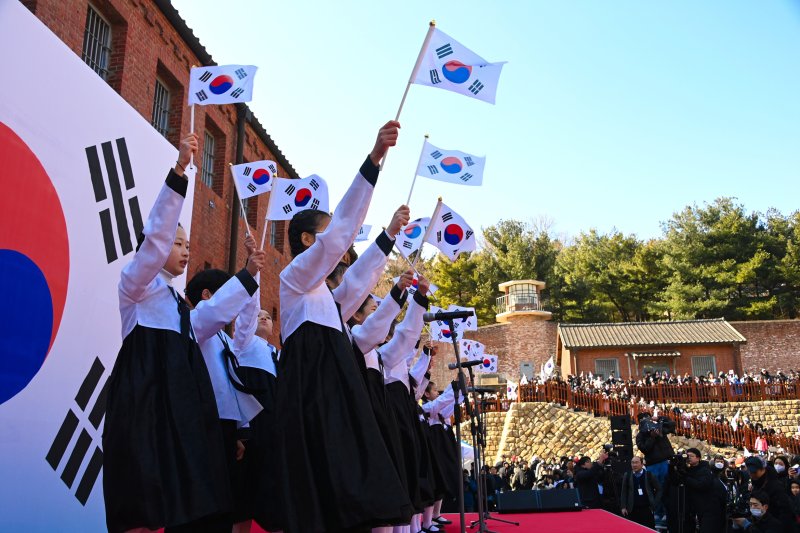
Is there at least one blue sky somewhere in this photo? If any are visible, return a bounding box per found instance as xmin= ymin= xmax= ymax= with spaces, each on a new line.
xmin=173 ymin=0 xmax=800 ymax=245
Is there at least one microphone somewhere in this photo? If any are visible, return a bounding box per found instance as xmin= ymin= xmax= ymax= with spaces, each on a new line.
xmin=423 ymin=309 xmax=474 ymax=322
xmin=448 ymin=360 xmax=482 ymax=370
xmin=468 ymin=387 xmax=495 ymax=394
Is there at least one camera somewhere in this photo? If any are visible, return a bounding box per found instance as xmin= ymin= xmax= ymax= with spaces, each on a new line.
xmin=668 ymin=453 xmax=688 ymax=480
xmin=639 ymin=417 xmax=663 ymax=434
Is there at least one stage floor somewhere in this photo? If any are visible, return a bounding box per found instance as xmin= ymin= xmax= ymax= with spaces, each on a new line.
xmin=436 ymin=511 xmax=654 ymax=532
xmin=237 ymin=509 xmax=654 ymax=532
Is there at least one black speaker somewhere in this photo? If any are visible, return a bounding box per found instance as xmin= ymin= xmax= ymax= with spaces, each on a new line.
xmin=538 ymin=489 xmax=582 ymax=512
xmin=610 ymin=415 xmax=631 ymax=430
xmin=497 ymin=489 xmax=582 ymax=514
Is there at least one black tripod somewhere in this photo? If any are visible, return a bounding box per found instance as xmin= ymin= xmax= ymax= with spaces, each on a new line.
xmin=445 ymin=321 xmax=517 ymax=533
xmin=466 ymin=380 xmax=518 ymax=531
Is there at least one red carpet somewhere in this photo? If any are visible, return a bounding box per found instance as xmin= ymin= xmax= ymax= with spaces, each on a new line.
xmin=235 ymin=510 xmax=652 ymax=532
xmin=436 ymin=511 xmax=654 ymax=532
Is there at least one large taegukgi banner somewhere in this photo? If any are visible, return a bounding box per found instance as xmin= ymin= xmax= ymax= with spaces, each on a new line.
xmin=0 ymin=0 xmax=195 ymax=529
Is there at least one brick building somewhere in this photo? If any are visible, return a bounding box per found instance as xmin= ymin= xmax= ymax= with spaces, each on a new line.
xmin=23 ymin=0 xmax=295 ymax=346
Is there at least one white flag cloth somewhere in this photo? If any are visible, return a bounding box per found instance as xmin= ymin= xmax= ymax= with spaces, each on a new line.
xmin=478 ymin=355 xmax=498 ymax=373
xmin=731 ymin=408 xmax=741 ymax=431
xmin=395 ymin=217 xmax=430 ymax=256
xmin=231 ymin=160 xmax=277 ymax=200
xmin=461 ymin=441 xmax=475 ymax=466
xmin=188 ymin=65 xmax=257 ymax=105
xmin=266 ymin=175 xmax=328 ymax=221
xmin=447 ymin=304 xmax=478 ymax=331
xmin=428 ymin=306 xmax=455 ymax=342
xmin=392 ymin=273 xmax=438 ymax=296
xmin=412 ymin=28 xmax=505 ymax=104
xmin=520 ymin=374 xmax=529 ymax=385
xmin=458 ymin=339 xmax=485 ymax=361
xmin=543 ymin=356 xmax=555 ymax=378
xmin=416 ymin=140 xmax=485 ymax=186
xmin=424 ymin=200 xmax=476 ymax=262
xmin=355 ymin=224 xmax=372 ymax=242
xmin=506 ymin=379 xmax=518 ymax=401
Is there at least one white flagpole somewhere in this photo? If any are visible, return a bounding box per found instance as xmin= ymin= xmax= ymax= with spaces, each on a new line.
xmin=238 ymin=197 xmax=252 ymax=238
xmin=260 ymin=188 xmax=277 ymax=249
xmin=189 ymin=104 xmax=196 ymax=169
xmin=406 ymin=134 xmax=428 ymax=206
xmin=413 ymin=197 xmax=442 ymax=268
xmin=381 ymin=20 xmax=436 ymax=170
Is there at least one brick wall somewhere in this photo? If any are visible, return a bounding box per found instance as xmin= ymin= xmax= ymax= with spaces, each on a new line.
xmin=732 ymin=320 xmax=800 ymax=373
xmin=571 ymin=344 xmax=738 ymax=379
xmin=28 ymin=0 xmax=292 ymax=347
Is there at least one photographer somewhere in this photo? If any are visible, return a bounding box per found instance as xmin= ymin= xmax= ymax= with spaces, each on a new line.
xmin=745 ymin=456 xmax=795 ymax=533
xmin=682 ymin=448 xmax=727 ymax=533
xmin=732 ymin=491 xmax=785 ymax=533
xmin=636 ymin=412 xmax=676 ymax=524
xmin=620 ymin=456 xmax=662 ymax=528
xmin=575 ymin=451 xmax=608 ymax=509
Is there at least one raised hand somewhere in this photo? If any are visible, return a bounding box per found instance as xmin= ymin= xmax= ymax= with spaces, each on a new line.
xmin=387 ymin=205 xmax=411 ymax=237
xmin=244 ymin=234 xmax=257 ymax=256
xmin=417 ymin=274 xmax=431 ymax=296
xmin=396 ymin=269 xmax=414 ymax=291
xmin=369 ymin=120 xmax=401 ymax=166
xmin=246 ymin=249 xmax=267 ymax=276
xmin=176 ymin=133 xmax=199 ymax=176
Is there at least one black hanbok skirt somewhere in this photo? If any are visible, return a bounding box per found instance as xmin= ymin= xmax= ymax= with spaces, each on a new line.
xmin=271 ymin=323 xmax=414 ymax=532
xmin=233 ymin=366 xmax=279 ymax=530
xmin=418 ymin=408 xmax=447 ymax=501
xmin=103 ymin=325 xmax=231 ymax=533
xmin=428 ymin=424 xmax=461 ymax=499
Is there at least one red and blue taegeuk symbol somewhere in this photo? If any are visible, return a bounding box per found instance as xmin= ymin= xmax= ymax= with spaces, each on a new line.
xmin=294 ymin=188 xmax=312 ymax=207
xmin=444 ymin=223 xmax=464 ymax=246
xmin=411 ymin=277 xmax=419 ymax=289
xmin=252 ymin=168 xmax=272 ymax=186
xmin=209 ymin=74 xmax=234 ymax=95
xmin=442 ymin=60 xmax=472 ymax=84
xmin=0 ymin=123 xmax=69 ymax=405
xmin=482 ymin=358 xmax=493 ymax=369
xmin=439 ymin=156 xmax=463 ymax=174
xmin=441 ymin=328 xmax=452 ymax=339
xmin=404 ymin=224 xmax=422 ymax=239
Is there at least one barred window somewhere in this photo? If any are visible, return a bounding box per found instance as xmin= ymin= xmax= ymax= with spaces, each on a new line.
xmin=200 ymin=131 xmax=215 ymax=187
xmin=81 ymin=6 xmax=111 ymax=80
xmin=691 ymin=356 xmax=717 ymax=377
xmin=151 ymin=79 xmax=171 ymax=138
xmin=594 ymin=358 xmax=619 ymax=380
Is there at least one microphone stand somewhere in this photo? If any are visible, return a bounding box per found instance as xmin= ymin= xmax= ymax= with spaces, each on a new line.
xmin=447 ymin=319 xmax=472 ymax=533
xmin=466 ymin=376 xmax=518 ymax=530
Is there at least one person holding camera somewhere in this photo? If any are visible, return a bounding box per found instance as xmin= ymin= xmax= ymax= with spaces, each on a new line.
xmin=636 ymin=412 xmax=676 ymax=525
xmin=732 ymin=491 xmax=785 ymax=533
xmin=745 ymin=456 xmax=796 ymax=533
xmin=682 ymin=448 xmax=727 ymax=533
xmin=575 ymin=451 xmax=609 ymax=509
xmin=620 ymin=456 xmax=662 ymax=528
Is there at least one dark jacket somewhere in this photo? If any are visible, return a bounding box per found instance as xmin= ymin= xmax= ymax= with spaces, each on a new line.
xmin=635 ymin=417 xmax=676 ymax=465
xmin=684 ymin=460 xmax=726 ymax=515
xmin=751 ymin=467 xmax=796 ymax=533
xmin=575 ymin=462 xmax=604 ymax=508
xmin=512 ymin=466 xmax=533 ymax=491
xmin=745 ymin=511 xmax=787 ymax=533
xmin=620 ymin=469 xmax=661 ymax=511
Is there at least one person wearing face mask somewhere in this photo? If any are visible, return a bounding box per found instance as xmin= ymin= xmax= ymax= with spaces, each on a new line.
xmin=745 ymin=456 xmax=795 ymax=533
xmin=682 ymin=448 xmax=727 ymax=533
xmin=732 ymin=491 xmax=785 ymax=532
xmin=772 ymin=456 xmax=790 ymax=490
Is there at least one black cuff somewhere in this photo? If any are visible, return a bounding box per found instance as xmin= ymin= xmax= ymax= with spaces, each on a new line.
xmin=359 ymin=156 xmax=379 ymax=186
xmin=235 ymin=269 xmax=259 ymax=296
xmin=237 ymin=426 xmax=252 ymax=441
xmin=423 ymin=345 xmax=432 ymax=356
xmin=413 ymin=290 xmax=429 ymax=309
xmin=376 ymin=231 xmax=394 ymax=255
xmin=166 ymin=170 xmax=188 ymax=197
xmin=390 ymin=284 xmax=408 ymax=307
xmin=424 ymin=371 xmax=431 ymax=380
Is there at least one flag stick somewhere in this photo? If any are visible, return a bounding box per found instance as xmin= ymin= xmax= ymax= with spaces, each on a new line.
xmin=380 ymin=20 xmax=436 ymax=170
xmin=412 ymin=197 xmax=442 ymax=268
xmin=189 ymin=104 xmax=196 ymax=169
xmin=406 ymin=134 xmax=428 ymax=205
xmin=260 ymin=189 xmax=277 ymax=249
xmin=238 ymin=196 xmax=252 ymax=237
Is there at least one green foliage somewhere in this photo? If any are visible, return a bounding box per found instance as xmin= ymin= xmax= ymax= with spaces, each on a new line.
xmin=425 ymin=199 xmax=800 ymax=325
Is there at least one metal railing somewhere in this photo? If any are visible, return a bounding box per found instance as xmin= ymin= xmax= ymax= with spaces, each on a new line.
xmin=495 ymin=292 xmax=548 ymax=315
xmin=462 ymin=381 xmax=800 ymax=455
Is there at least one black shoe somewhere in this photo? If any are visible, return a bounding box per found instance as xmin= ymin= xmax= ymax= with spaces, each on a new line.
xmin=434 ymin=516 xmax=453 ymax=525
xmin=421 ymin=527 xmax=441 ymax=533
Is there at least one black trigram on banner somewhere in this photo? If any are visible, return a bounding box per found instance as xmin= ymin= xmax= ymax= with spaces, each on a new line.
xmin=231 ymin=88 xmax=244 ymax=98
xmin=242 ymin=166 xmax=253 ymax=176
xmin=46 ymin=357 xmax=107 ymax=506
xmin=465 ymin=156 xmax=475 ymax=167
xmin=194 ymin=90 xmax=208 ymax=102
xmin=429 ymin=69 xmax=441 ymax=84
xmin=465 ymin=230 xmax=474 ymax=240
xmin=430 ymin=150 xmax=442 ymax=159
xmin=436 ymin=43 xmax=453 ymax=59
xmin=468 ymin=79 xmax=484 ymax=95
xmin=198 ymin=71 xmax=212 ymax=83
xmin=427 ymin=165 xmax=439 ymax=174
xmin=247 ymin=183 xmax=257 ymax=193
xmin=309 ymin=178 xmax=320 ymax=191
xmin=282 ymin=204 xmax=293 ymax=214
xmin=235 ymin=68 xmax=248 ymax=80
xmin=284 ymin=184 xmax=296 ymax=196
xmin=310 ymin=198 xmax=320 ymax=210
xmin=460 ymin=173 xmax=473 ymax=182
xmin=86 ymin=138 xmax=143 ymax=264
xmin=442 ymin=212 xmax=454 ymax=222
xmin=402 ymin=241 xmax=413 ymax=249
